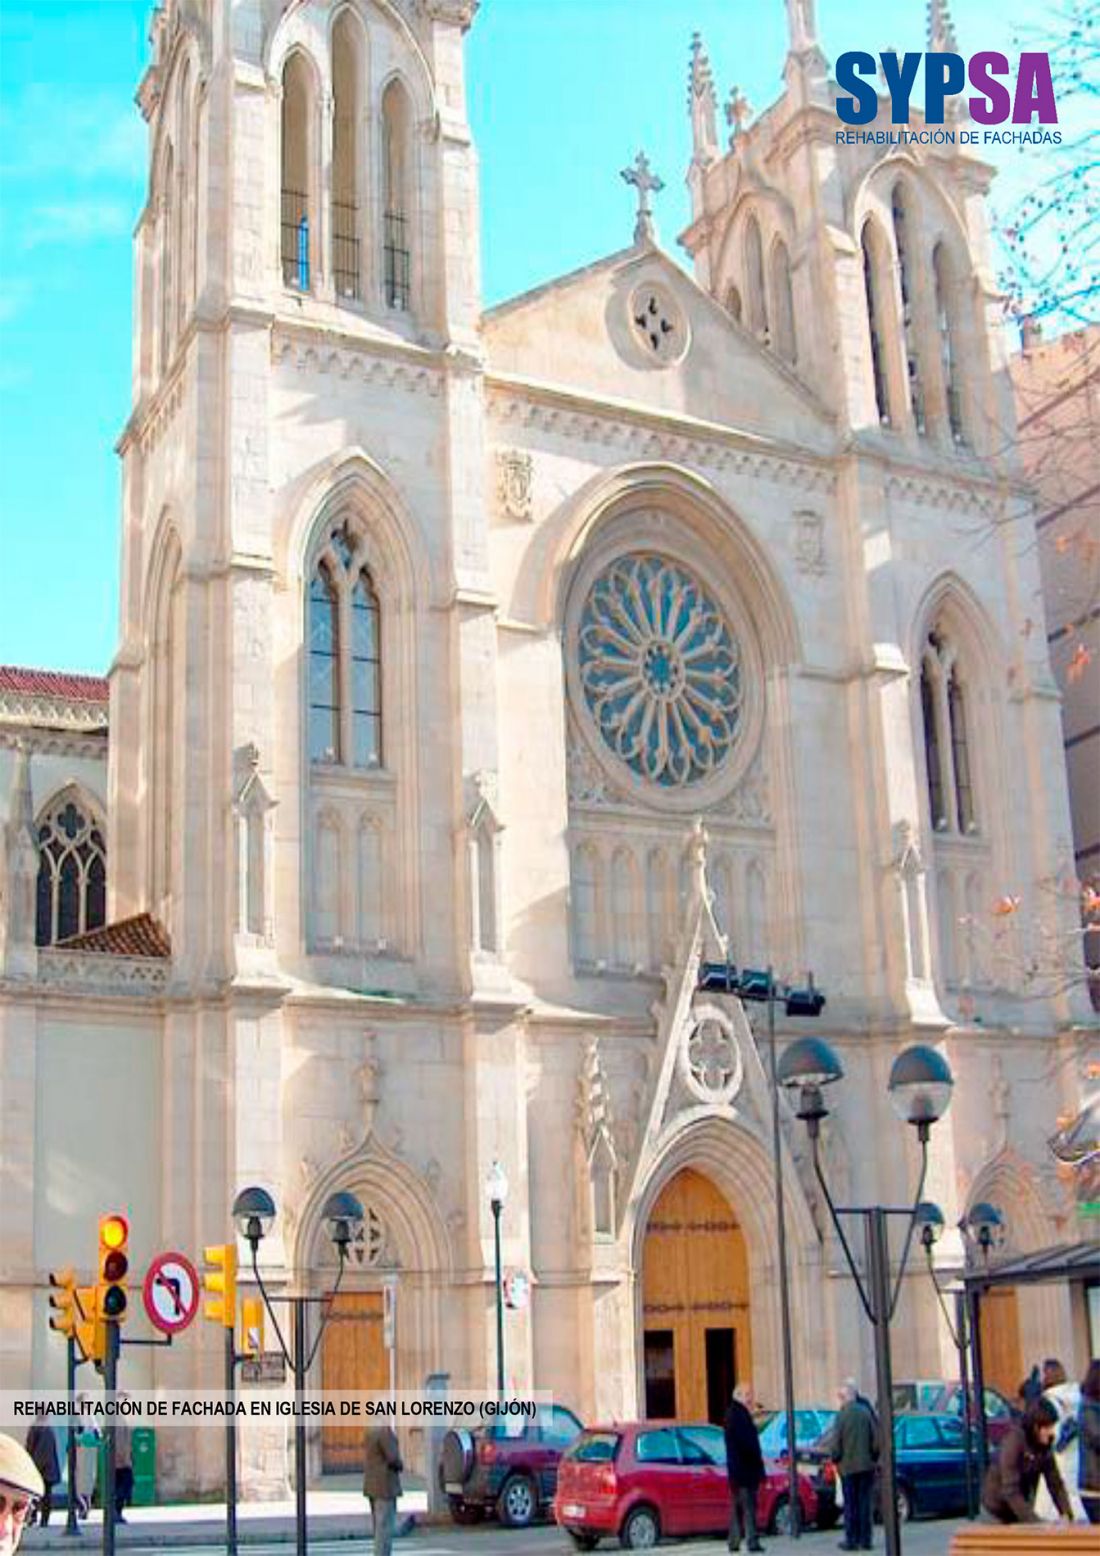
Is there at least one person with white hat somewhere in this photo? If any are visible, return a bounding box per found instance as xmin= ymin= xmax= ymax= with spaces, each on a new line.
xmin=0 ymin=1433 xmax=44 ymax=1556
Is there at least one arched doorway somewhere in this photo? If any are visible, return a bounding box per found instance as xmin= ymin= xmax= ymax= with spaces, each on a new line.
xmin=641 ymin=1167 xmax=751 ymax=1423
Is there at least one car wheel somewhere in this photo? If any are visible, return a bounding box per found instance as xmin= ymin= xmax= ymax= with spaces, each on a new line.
xmin=568 ymin=1534 xmax=600 ymax=1552
xmin=620 ymin=1504 xmax=660 ymax=1549
xmin=897 ymin=1484 xmax=914 ymax=1523
xmin=447 ymin=1496 xmax=483 ymax=1525
xmin=497 ymin=1473 xmax=538 ymax=1529
xmin=770 ymin=1495 xmax=793 ymax=1536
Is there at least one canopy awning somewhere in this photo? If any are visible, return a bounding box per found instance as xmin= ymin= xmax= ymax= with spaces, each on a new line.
xmin=963 ymin=1239 xmax=1099 ymax=1290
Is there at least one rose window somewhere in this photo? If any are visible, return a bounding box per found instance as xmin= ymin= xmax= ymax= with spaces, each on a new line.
xmin=578 ymin=553 xmax=743 ymax=787
xmin=684 ymin=1013 xmax=742 ymax=1102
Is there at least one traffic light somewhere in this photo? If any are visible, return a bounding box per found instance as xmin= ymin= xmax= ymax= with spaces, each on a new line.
xmin=240 ymin=1296 xmax=264 ymax=1357
xmin=96 ymin=1213 xmax=130 ymax=1325
xmin=203 ymin=1244 xmax=237 ymax=1327
xmin=48 ymin=1268 xmax=78 ymax=1341
xmin=76 ymin=1286 xmax=99 ymax=1362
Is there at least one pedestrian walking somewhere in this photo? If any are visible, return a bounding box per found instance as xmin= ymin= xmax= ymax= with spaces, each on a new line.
xmin=981 ymin=1397 xmax=1073 ymax=1524
xmin=823 ymin=1380 xmax=878 ymax=1551
xmin=723 ymin=1383 xmax=765 ymax=1552
xmin=0 ymin=1434 xmax=44 ymax=1556
xmin=1079 ymin=1359 xmax=1100 ymax=1526
xmin=113 ymin=1419 xmax=133 ymax=1524
xmin=362 ymin=1420 xmax=402 ymax=1556
xmin=23 ymin=1409 xmax=59 ymax=1528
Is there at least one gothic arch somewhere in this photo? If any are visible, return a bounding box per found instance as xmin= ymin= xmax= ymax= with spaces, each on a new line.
xmin=293 ymin=1141 xmax=453 ymax=1281
xmin=908 ymin=571 xmax=1005 ymax=689
xmin=266 ymin=0 xmax=438 ymax=119
xmin=532 ymin=462 xmax=802 ymax=668
xmin=966 ymin=1152 xmax=1053 ymax=1257
xmin=626 ymin=1116 xmax=827 ymax=1404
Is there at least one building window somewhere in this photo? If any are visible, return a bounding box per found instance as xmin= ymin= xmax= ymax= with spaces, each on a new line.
xmin=281 ymin=53 xmax=315 ymax=291
xmin=744 ymin=216 xmax=768 ymax=343
xmin=862 ymin=223 xmax=892 ymax=426
xmin=382 ymin=81 xmax=413 ymax=310
xmin=332 ymin=12 xmax=362 ymax=300
xmin=307 ymin=522 xmax=383 ymax=769
xmin=921 ymin=629 xmax=978 ymax=835
xmin=35 ymin=796 xmax=107 ymax=946
xmin=769 ymin=238 xmax=796 ymax=364
xmin=892 ymin=186 xmax=926 ymax=434
xmin=934 ymin=243 xmax=966 ymax=445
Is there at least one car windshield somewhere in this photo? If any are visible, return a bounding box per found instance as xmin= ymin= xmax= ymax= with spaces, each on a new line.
xmin=567 ymin=1432 xmax=620 ymax=1464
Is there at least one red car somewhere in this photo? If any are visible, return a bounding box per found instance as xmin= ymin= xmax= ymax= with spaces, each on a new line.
xmin=554 ymin=1421 xmax=827 ymax=1550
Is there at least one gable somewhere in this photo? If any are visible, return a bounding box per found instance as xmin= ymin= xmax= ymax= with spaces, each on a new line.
xmin=482 ymin=246 xmax=835 ymax=454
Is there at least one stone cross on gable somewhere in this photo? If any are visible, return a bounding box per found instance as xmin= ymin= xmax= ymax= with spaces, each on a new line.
xmin=726 ymin=86 xmax=753 ymax=143
xmin=621 ymin=150 xmax=664 ymax=245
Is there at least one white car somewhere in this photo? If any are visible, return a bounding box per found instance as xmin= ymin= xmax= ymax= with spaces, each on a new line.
xmin=1034 ymin=1383 xmax=1085 ymax=1521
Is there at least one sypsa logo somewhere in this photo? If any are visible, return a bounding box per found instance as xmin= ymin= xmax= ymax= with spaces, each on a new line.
xmin=836 ymin=51 xmax=1058 ymax=126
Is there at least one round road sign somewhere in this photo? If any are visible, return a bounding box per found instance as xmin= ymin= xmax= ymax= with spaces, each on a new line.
xmin=143 ymin=1252 xmax=200 ymax=1335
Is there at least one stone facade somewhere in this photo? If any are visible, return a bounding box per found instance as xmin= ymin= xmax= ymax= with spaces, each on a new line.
xmin=1 ymin=0 xmax=1097 ymax=1497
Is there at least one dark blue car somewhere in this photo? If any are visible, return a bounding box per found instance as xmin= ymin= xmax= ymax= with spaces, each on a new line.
xmin=890 ymin=1412 xmax=976 ymax=1521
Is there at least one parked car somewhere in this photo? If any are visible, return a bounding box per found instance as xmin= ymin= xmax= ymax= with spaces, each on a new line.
xmin=756 ymin=1407 xmax=837 ymax=1459
xmin=554 ymin=1421 xmax=829 ymax=1549
xmin=893 ymin=1379 xmax=1017 ymax=1444
xmin=889 ymin=1411 xmax=979 ymax=1521
xmin=439 ymin=1403 xmax=583 ymax=1528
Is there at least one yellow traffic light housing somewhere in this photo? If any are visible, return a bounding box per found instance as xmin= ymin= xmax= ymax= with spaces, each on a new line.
xmin=48 ymin=1268 xmax=78 ymax=1341
xmin=240 ymin=1296 xmax=264 ymax=1357
xmin=96 ymin=1213 xmax=130 ymax=1326
xmin=203 ymin=1244 xmax=238 ymax=1327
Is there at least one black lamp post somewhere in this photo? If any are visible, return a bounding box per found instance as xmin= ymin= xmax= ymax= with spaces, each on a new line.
xmin=486 ymin=1161 xmax=508 ymax=1397
xmin=697 ymin=960 xmax=827 ymax=1539
xmin=915 ymin=1200 xmax=978 ymax=1518
xmin=958 ymin=1200 xmax=1006 ymax=1481
xmin=776 ymin=1039 xmax=954 ymax=1556
xmin=234 ymin=1184 xmax=364 ymax=1556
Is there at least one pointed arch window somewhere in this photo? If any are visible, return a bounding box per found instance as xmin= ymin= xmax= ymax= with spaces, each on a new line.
xmin=307 ymin=521 xmax=383 ymax=769
xmin=382 ymin=80 xmax=413 ymax=311
xmin=158 ymin=142 xmax=175 ymax=373
xmin=281 ymin=53 xmax=316 ymax=291
xmin=933 ymin=242 xmax=966 ymax=445
xmin=921 ymin=628 xmax=978 ymax=835
xmin=744 ymin=216 xmax=768 ymax=343
xmin=770 ymin=238 xmax=796 ymax=364
xmin=332 ymin=12 xmax=362 ymax=300
xmin=892 ymin=186 xmax=926 ymax=434
xmin=862 ymin=222 xmax=892 ymax=425
xmin=35 ymin=796 xmax=108 ymax=946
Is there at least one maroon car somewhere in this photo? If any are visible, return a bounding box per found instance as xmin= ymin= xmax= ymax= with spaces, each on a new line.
xmin=554 ymin=1421 xmax=826 ymax=1549
xmin=440 ymin=1404 xmax=584 ymax=1527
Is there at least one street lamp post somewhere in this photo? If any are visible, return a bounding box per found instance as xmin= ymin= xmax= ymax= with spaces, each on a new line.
xmin=697 ymin=961 xmax=826 ymax=1538
xmin=958 ymin=1201 xmax=1006 ymax=1481
xmin=233 ymin=1185 xmax=365 ymax=1556
xmin=486 ymin=1161 xmax=508 ymax=1397
xmin=914 ymin=1201 xmax=977 ymax=1518
xmin=776 ymin=1038 xmax=954 ymax=1556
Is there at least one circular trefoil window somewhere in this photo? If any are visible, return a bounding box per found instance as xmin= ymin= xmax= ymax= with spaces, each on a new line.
xmin=577 ymin=552 xmax=743 ymax=787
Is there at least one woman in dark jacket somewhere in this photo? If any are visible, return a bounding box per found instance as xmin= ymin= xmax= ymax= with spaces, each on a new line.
xmin=1080 ymin=1359 xmax=1100 ymax=1525
xmin=982 ymin=1397 xmax=1072 ymax=1524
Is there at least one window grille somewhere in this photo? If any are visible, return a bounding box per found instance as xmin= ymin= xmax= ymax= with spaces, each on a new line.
xmin=384 ymin=210 xmax=410 ymax=310
xmin=282 ymin=189 xmax=310 ymax=291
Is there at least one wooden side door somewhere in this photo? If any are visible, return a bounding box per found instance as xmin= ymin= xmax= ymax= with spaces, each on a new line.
xmin=978 ymin=1286 xmax=1022 ymax=1402
xmin=320 ymin=1290 xmax=387 ymax=1473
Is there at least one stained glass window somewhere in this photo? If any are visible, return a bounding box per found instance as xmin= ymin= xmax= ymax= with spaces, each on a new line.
xmin=578 ymin=553 xmax=742 ymax=787
xmin=309 ymin=565 xmax=340 ymax=763
xmin=34 ymin=796 xmax=108 ymax=946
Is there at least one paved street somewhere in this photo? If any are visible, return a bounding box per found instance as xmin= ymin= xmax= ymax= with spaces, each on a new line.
xmin=21 ymin=1516 xmax=970 ymax=1554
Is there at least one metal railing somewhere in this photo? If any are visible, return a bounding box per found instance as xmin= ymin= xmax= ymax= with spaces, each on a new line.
xmin=281 ymin=188 xmax=310 ymax=291
xmin=384 ymin=209 xmax=410 ymax=310
xmin=332 ymin=200 xmax=360 ymax=300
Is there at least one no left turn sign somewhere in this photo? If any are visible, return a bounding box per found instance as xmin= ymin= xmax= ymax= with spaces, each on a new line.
xmin=143 ymin=1252 xmax=200 ymax=1335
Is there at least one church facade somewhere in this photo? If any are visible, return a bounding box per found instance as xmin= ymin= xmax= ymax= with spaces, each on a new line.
xmin=1 ymin=0 xmax=1096 ymax=1496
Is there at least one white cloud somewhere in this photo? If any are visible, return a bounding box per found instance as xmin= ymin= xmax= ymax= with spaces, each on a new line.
xmin=0 ymin=89 xmax=145 ymax=183
xmin=20 ymin=200 xmax=133 ymax=248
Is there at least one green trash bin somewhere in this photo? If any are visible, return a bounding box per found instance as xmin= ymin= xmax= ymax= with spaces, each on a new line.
xmin=132 ymin=1428 xmax=156 ymax=1507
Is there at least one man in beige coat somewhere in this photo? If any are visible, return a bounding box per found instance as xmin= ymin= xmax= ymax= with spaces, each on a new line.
xmin=362 ymin=1421 xmax=402 ymax=1556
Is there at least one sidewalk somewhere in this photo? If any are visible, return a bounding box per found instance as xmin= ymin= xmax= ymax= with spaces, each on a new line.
xmin=20 ymin=1484 xmax=428 ymax=1549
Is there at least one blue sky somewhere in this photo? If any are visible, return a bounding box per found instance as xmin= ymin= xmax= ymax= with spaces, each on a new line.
xmin=0 ymin=0 xmax=1078 ymax=673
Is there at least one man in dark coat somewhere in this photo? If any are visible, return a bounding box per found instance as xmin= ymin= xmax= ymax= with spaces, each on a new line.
xmin=362 ymin=1420 xmax=403 ymax=1556
xmin=24 ymin=1409 xmax=59 ymax=1528
xmin=822 ymin=1381 xmax=878 ymax=1551
xmin=982 ymin=1398 xmax=1072 ymax=1524
xmin=723 ymin=1383 xmax=765 ymax=1553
